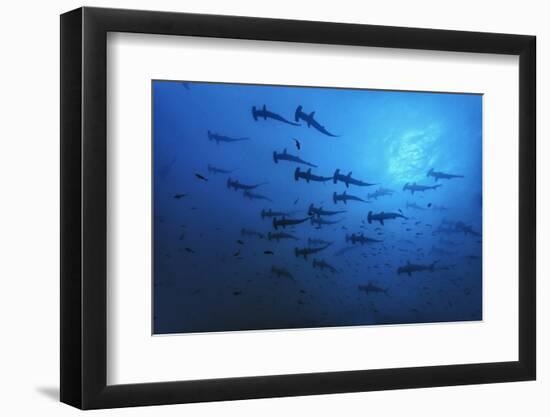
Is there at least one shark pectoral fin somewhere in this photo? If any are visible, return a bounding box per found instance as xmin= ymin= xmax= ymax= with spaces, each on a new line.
xmin=380 ymin=219 xmax=384 ymax=226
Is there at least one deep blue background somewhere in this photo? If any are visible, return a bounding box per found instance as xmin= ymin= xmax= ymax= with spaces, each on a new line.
xmin=152 ymin=80 xmax=482 ymax=334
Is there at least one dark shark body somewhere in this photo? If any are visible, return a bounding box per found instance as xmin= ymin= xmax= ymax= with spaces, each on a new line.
xmin=241 ymin=228 xmax=265 ymax=239
xmin=273 ymin=149 xmax=317 ymax=167
xmin=272 ymin=216 xmax=311 ymax=230
xmin=271 ymin=265 xmax=295 ymax=280
xmin=367 ymin=211 xmax=407 ymax=225
xmin=427 ymin=168 xmax=464 ymax=181
xmin=294 ymin=105 xmax=339 ymax=137
xmin=268 ymin=231 xmax=299 ymax=241
xmin=345 ymin=233 xmax=382 ymax=245
xmin=207 ymin=130 xmax=249 ymax=144
xmin=227 ymin=178 xmax=266 ymax=191
xmin=308 ymin=204 xmax=346 ymax=217
xmin=294 ymin=167 xmax=332 ymax=183
xmin=307 ymin=237 xmax=333 ymax=246
xmin=403 ymin=182 xmax=442 ymax=194
xmin=243 ymin=190 xmax=273 ymax=202
xmin=312 ymin=258 xmax=337 ymax=273
xmin=207 ymin=164 xmax=234 ymax=175
xmin=368 ymin=187 xmax=394 ymax=200
xmin=406 ymin=201 xmax=426 ymax=211
xmin=333 ymin=169 xmax=376 ymax=188
xmin=454 ymin=221 xmax=481 ymax=237
xmin=261 ymin=209 xmax=291 ymax=219
xmin=294 ymin=243 xmax=331 ymax=259
xmin=397 ymin=260 xmax=439 ymax=277
xmin=252 ymin=105 xmax=301 ymax=126
xmin=333 ymin=191 xmax=367 ymax=204
xmin=358 ymin=282 xmax=388 ymax=295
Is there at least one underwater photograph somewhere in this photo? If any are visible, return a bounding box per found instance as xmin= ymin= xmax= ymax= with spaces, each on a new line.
xmin=152 ymin=80 xmax=482 ymax=335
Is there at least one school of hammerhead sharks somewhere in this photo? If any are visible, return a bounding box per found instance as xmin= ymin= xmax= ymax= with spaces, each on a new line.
xmin=172 ymin=97 xmax=482 ymax=302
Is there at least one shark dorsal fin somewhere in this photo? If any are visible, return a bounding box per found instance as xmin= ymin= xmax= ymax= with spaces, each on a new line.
xmin=343 ymin=191 xmax=347 ymax=195
xmin=283 ymin=148 xmax=287 ymax=154
xmin=348 ymin=171 xmax=352 ymax=177
xmin=310 ymin=111 xmax=315 ymax=118
xmin=263 ymin=104 xmax=266 ymax=111
xmin=307 ymin=168 xmax=311 ymax=174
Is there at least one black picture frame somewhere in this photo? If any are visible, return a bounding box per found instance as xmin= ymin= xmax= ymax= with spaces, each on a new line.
xmin=60 ymin=6 xmax=536 ymax=410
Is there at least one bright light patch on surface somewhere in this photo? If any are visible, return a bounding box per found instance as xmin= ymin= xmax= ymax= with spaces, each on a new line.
xmin=386 ymin=124 xmax=441 ymax=184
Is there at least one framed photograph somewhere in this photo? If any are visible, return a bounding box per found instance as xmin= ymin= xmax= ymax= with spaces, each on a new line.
xmin=60 ymin=7 xmax=536 ymax=409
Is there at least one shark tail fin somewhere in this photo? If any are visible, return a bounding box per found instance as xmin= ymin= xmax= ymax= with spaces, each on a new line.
xmin=261 ymin=209 xmax=266 ymax=219
xmin=207 ymin=130 xmax=212 ymax=140
xmin=252 ymin=106 xmax=258 ymax=121
xmin=272 ymin=151 xmax=278 ymax=164
xmin=427 ymin=168 xmax=433 ymax=177
xmin=295 ymin=105 xmax=303 ymax=123
xmin=403 ymin=182 xmax=409 ymax=191
xmin=333 ymin=192 xmax=337 ymax=205
xmin=294 ymin=167 xmax=300 ymax=181
xmin=367 ymin=211 xmax=373 ymax=224
xmin=294 ymin=247 xmax=299 ymax=258
xmin=272 ymin=218 xmax=278 ymax=230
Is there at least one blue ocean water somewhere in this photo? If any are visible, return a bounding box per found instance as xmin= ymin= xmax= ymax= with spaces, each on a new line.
xmin=153 ymin=80 xmax=482 ymax=335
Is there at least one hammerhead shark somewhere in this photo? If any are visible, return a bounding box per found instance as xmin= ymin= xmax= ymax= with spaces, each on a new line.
xmin=368 ymin=187 xmax=395 ymax=200
xmin=403 ymin=182 xmax=442 ymax=194
xmin=397 ymin=260 xmax=439 ymax=277
xmin=358 ymin=282 xmax=388 ymax=295
xmin=345 ymin=233 xmax=382 ymax=245
xmin=294 ymin=243 xmax=331 ymax=259
xmin=261 ymin=209 xmax=291 ymax=219
xmin=333 ymin=191 xmax=367 ymax=204
xmin=427 ymin=168 xmax=464 ymax=181
xmin=308 ymin=237 xmax=333 ymax=246
xmin=406 ymin=201 xmax=426 ymax=211
xmin=308 ymin=204 xmax=346 ymax=217
xmin=207 ymin=164 xmax=235 ymax=175
xmin=243 ymin=190 xmax=273 ymax=202
xmin=367 ymin=211 xmax=407 ymax=225
xmin=273 ymin=149 xmax=317 ymax=167
xmin=207 ymin=130 xmax=250 ymax=144
xmin=454 ymin=221 xmax=481 ymax=237
xmin=241 ymin=228 xmax=265 ymax=239
xmin=294 ymin=105 xmax=339 ymax=137
xmin=268 ymin=232 xmax=299 ymax=241
xmin=227 ymin=178 xmax=266 ymax=191
xmin=252 ymin=105 xmax=301 ymax=126
xmin=312 ymin=258 xmax=338 ymax=274
xmin=333 ymin=169 xmax=376 ymax=188
xmin=272 ymin=216 xmax=311 ymax=230
xmin=311 ymin=217 xmax=342 ymax=228
xmin=294 ymin=167 xmax=332 ymax=183
xmin=271 ymin=266 xmax=295 ymax=281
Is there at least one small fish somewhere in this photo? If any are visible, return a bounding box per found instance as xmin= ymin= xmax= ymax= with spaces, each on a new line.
xmin=293 ymin=198 xmax=299 ymax=205
xmin=427 ymin=203 xmax=432 ymax=207
xmin=293 ymin=138 xmax=301 ymax=150
xmin=195 ymin=173 xmax=208 ymax=181
xmin=233 ymin=250 xmax=240 ymax=257
xmin=173 ymin=193 xmax=187 ymax=199
xmin=185 ymin=247 xmax=195 ymax=253
xmin=232 ymin=291 xmax=242 ymax=296
xmin=237 ymin=240 xmax=244 ymax=245
xmin=264 ymin=250 xmax=274 ymax=255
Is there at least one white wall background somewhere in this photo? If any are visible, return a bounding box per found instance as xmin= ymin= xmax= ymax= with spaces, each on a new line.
xmin=0 ymin=0 xmax=545 ymax=415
